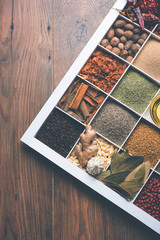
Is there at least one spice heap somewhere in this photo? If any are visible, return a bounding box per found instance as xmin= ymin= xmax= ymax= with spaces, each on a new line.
xmin=112 ymin=69 xmax=159 ymax=114
xmin=97 ymin=151 xmax=150 ymax=200
xmin=117 ymin=7 xmax=137 ymax=23
xmin=68 ymin=134 xmax=118 ymax=171
xmin=91 ymin=98 xmax=138 ymax=146
xmin=134 ymin=173 xmax=160 ymax=221
xmin=58 ymin=79 xmax=106 ymax=123
xmin=117 ymin=1 xmax=160 ymax=30
xmin=133 ymin=38 xmax=160 ymax=82
xmin=79 ymin=50 xmax=127 ymax=93
xmin=36 ymin=108 xmax=84 ymax=157
xmin=123 ymin=121 xmax=160 ymax=168
xmin=100 ymin=18 xmax=148 ymax=62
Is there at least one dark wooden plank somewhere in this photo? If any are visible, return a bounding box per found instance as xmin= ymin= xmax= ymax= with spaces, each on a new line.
xmin=0 ymin=0 xmax=53 ymax=239
xmin=52 ymin=1 xmax=160 ymax=239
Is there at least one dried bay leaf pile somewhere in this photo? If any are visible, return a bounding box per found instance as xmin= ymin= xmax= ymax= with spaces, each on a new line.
xmin=97 ymin=151 xmax=150 ymax=200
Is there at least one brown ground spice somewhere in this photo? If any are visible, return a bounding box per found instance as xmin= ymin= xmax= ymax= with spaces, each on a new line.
xmin=133 ymin=39 xmax=160 ymax=82
xmin=123 ymin=121 xmax=160 ymax=168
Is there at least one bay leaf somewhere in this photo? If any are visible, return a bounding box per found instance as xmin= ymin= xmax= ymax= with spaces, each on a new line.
xmin=125 ymin=162 xmax=144 ymax=182
xmin=119 ymin=176 xmax=144 ymax=199
xmin=102 ymin=171 xmax=131 ymax=185
xmin=112 ymin=156 xmax=144 ymax=174
xmin=143 ymin=161 xmax=151 ymax=183
xmin=97 ymin=151 xmax=148 ymax=201
xmin=111 ymin=151 xmax=130 ymax=173
xmin=135 ymin=163 xmax=145 ymax=178
xmin=125 ymin=161 xmax=150 ymax=184
xmin=104 ymin=181 xmax=133 ymax=201
xmin=96 ymin=170 xmax=111 ymax=182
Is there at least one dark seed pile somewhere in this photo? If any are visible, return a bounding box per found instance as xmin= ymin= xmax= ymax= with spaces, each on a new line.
xmin=91 ymin=98 xmax=139 ymax=146
xmin=36 ymin=108 xmax=84 ymax=157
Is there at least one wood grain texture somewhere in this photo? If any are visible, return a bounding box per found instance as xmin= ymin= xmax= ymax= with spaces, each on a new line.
xmin=0 ymin=0 xmax=52 ymax=239
xmin=0 ymin=0 xmax=160 ymax=239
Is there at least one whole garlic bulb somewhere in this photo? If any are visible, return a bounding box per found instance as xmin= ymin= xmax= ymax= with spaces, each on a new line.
xmin=86 ymin=157 xmax=104 ymax=176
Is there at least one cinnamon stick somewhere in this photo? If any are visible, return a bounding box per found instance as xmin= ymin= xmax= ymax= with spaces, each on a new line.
xmin=80 ymin=100 xmax=90 ymax=119
xmin=86 ymin=91 xmax=99 ymax=103
xmin=87 ymin=87 xmax=98 ymax=97
xmin=83 ymin=95 xmax=98 ymax=107
xmin=69 ymin=83 xmax=88 ymax=110
xmin=86 ymin=107 xmax=99 ymax=123
xmin=59 ymin=79 xmax=79 ymax=109
xmin=96 ymin=95 xmax=105 ymax=104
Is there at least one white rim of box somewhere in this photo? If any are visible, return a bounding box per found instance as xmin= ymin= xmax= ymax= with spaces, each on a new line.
xmin=21 ymin=0 xmax=160 ymax=235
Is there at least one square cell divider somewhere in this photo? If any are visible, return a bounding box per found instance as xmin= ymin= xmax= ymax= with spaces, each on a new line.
xmin=21 ymin=0 xmax=160 ymax=235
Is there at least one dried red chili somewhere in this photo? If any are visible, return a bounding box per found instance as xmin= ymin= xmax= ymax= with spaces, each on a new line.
xmin=119 ymin=0 xmax=160 ymax=30
xmin=79 ymin=50 xmax=127 ymax=94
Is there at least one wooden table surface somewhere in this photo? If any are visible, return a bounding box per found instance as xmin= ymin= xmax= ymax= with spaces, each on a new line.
xmin=0 ymin=0 xmax=160 ymax=239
